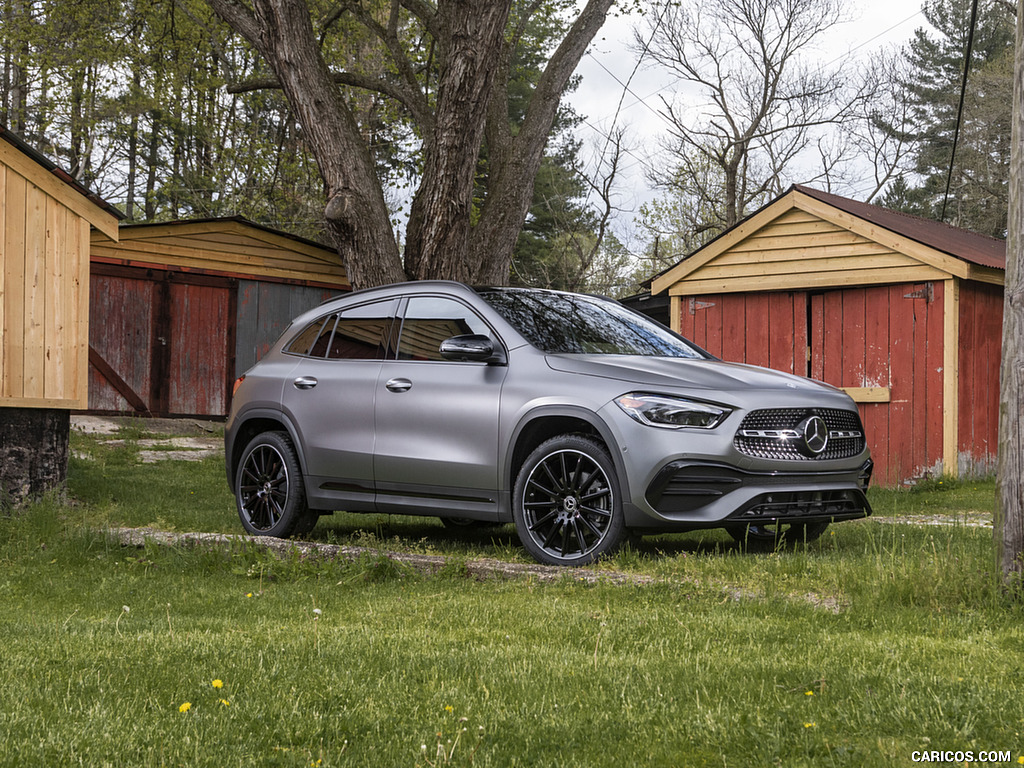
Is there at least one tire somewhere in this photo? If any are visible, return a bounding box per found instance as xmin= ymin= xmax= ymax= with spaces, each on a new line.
xmin=726 ymin=520 xmax=830 ymax=551
xmin=235 ymin=431 xmax=310 ymax=538
xmin=512 ymin=434 xmax=625 ymax=566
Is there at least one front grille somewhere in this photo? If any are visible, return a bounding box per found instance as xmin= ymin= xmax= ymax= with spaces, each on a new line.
xmin=728 ymin=489 xmax=870 ymax=522
xmin=734 ymin=408 xmax=865 ymax=461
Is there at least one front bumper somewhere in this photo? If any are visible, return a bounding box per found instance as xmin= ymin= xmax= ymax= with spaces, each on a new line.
xmin=630 ymin=459 xmax=873 ymax=530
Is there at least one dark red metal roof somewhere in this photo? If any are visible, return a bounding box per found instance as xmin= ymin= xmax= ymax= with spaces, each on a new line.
xmin=793 ymin=185 xmax=1005 ymax=270
xmin=0 ymin=126 xmax=124 ymax=219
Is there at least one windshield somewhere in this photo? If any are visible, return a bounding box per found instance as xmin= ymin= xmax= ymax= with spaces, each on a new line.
xmin=476 ymin=289 xmax=707 ymax=358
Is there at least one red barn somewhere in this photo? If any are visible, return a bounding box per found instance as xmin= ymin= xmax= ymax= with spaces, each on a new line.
xmin=651 ymin=185 xmax=1005 ymax=486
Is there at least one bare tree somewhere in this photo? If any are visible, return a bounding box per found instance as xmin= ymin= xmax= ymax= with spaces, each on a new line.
xmin=996 ymin=0 xmax=1024 ymax=591
xmin=850 ymin=52 xmax=918 ymax=204
xmin=640 ymin=0 xmax=863 ymax=232
xmin=205 ymin=0 xmax=615 ymax=289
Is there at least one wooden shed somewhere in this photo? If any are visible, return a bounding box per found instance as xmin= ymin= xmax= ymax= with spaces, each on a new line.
xmin=89 ymin=218 xmax=350 ymax=418
xmin=1 ymin=127 xmax=121 ymax=409
xmin=650 ymin=185 xmax=1005 ymax=486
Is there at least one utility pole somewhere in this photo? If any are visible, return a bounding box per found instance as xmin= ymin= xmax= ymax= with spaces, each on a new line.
xmin=996 ymin=0 xmax=1024 ymax=590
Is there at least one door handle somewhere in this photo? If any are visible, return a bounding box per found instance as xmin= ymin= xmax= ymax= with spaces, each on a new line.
xmin=385 ymin=377 xmax=412 ymax=393
xmin=293 ymin=376 xmax=318 ymax=390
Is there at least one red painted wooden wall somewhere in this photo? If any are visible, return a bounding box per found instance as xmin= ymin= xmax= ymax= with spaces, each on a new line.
xmin=678 ymin=282 xmax=948 ymax=486
xmin=958 ymin=282 xmax=1002 ymax=473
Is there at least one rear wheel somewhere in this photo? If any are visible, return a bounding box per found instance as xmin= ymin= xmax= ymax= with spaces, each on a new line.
xmin=726 ymin=520 xmax=830 ymax=550
xmin=235 ymin=431 xmax=310 ymax=538
xmin=513 ymin=434 xmax=625 ymax=566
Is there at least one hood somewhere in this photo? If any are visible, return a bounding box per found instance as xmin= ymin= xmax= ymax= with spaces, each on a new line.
xmin=546 ymin=354 xmax=842 ymax=396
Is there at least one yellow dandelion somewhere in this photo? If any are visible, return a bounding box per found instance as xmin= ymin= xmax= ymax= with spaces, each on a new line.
xmin=445 ymin=705 xmax=454 ymax=713
xmin=246 ymin=592 xmax=253 ymax=598
xmin=1017 ymin=758 xmax=1023 ymax=765
xmin=212 ymin=679 xmax=224 ymax=689
xmin=805 ymin=691 xmax=814 ymax=696
xmin=804 ymin=722 xmax=816 ymax=728
xmin=178 ymin=702 xmax=192 ymax=713
xmin=219 ymin=699 xmax=231 ymax=707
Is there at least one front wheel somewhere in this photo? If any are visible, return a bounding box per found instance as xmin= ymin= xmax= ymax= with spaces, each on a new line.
xmin=513 ymin=434 xmax=625 ymax=566
xmin=726 ymin=520 xmax=830 ymax=551
xmin=235 ymin=431 xmax=310 ymax=538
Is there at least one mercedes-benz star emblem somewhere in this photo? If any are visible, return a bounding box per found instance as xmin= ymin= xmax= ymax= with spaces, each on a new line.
xmin=798 ymin=415 xmax=829 ymax=457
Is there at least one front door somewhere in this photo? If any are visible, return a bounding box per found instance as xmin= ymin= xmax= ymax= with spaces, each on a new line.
xmin=373 ymin=295 xmax=508 ymax=518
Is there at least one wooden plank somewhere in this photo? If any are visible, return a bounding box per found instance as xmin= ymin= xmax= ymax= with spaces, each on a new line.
xmin=92 ymin=236 xmax=347 ymax=284
xmin=888 ymin=283 xmax=916 ymax=483
xmin=925 ymin=281 xmax=944 ymax=471
xmin=718 ymin=240 xmax=897 ymax=264
xmin=909 ymin=284 xmax=930 ymax=476
xmin=809 ymin=293 xmax=824 ymax=382
xmin=73 ymin=217 xmax=90 ymax=407
xmin=767 ymin=292 xmax=796 ymax=373
xmin=3 ymin=170 xmax=27 ymax=399
xmin=22 ymin=183 xmax=46 ymax=399
xmin=862 ymin=285 xmax=891 ymax=483
xmin=704 ymin=294 xmax=723 ymax=358
xmin=720 ymin=293 xmax=746 ymax=363
xmin=88 ymin=346 xmax=149 ymax=413
xmin=842 ymin=288 xmax=866 ymax=388
xmin=842 ymin=387 xmax=891 ymax=403
xmin=822 ymin=291 xmax=844 ymax=387
xmin=744 ymin=293 xmax=770 ymax=367
xmin=670 ymin=295 xmax=683 ymax=335
xmin=666 ymin=265 xmax=951 ymax=296
xmin=43 ymin=199 xmax=65 ymax=399
xmin=943 ymin=279 xmax=960 ymax=477
xmin=695 ymin=252 xmax=927 ymax=281
xmin=0 ymin=141 xmax=119 ymax=238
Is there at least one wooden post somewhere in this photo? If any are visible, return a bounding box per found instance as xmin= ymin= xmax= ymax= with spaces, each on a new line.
xmin=996 ymin=0 xmax=1024 ymax=588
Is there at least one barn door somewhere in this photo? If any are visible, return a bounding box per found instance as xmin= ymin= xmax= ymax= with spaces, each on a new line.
xmin=808 ymin=283 xmax=944 ymax=486
xmin=89 ymin=264 xmax=236 ymax=417
xmin=678 ymin=291 xmax=809 ymax=375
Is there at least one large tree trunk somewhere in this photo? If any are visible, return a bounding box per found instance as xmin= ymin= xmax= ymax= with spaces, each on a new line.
xmin=0 ymin=409 xmax=70 ymax=508
xmin=996 ymin=0 xmax=1024 ymax=588
xmin=404 ymin=0 xmax=511 ymax=283
xmin=208 ymin=0 xmax=405 ymax=289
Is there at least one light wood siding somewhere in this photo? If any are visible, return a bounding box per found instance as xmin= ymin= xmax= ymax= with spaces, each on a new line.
xmin=667 ymin=209 xmax=947 ymax=295
xmin=1 ymin=153 xmax=112 ymax=409
xmin=91 ymin=221 xmax=349 ymax=288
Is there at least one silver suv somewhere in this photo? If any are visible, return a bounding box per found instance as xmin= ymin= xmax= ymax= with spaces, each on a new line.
xmin=225 ymin=281 xmax=872 ymax=565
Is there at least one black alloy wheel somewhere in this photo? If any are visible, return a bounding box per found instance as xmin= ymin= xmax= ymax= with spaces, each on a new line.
xmin=513 ymin=434 xmax=625 ymax=566
xmin=235 ymin=431 xmax=313 ymax=537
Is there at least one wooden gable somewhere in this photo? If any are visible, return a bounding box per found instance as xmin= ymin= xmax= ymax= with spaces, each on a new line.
xmin=90 ymin=218 xmax=349 ymax=289
xmin=651 ymin=189 xmax=1004 ymax=298
xmin=1 ymin=135 xmax=120 ymax=409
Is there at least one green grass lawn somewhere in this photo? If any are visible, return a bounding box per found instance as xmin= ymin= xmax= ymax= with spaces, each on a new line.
xmin=1 ymin=425 xmax=1021 ymax=767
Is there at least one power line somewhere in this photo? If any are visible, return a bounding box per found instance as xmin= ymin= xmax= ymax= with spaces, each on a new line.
xmin=940 ymin=0 xmax=981 ymax=222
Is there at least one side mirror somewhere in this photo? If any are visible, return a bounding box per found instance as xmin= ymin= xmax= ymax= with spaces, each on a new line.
xmin=439 ymin=334 xmax=505 ymax=364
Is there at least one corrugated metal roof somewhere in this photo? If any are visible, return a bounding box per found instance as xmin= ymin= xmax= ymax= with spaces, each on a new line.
xmin=793 ymin=185 xmax=1005 ymax=270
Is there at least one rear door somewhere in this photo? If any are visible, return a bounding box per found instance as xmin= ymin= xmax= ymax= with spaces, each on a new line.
xmin=279 ymin=298 xmax=397 ymax=510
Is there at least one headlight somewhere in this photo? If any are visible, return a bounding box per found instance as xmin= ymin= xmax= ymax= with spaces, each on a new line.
xmin=614 ymin=393 xmax=730 ymax=429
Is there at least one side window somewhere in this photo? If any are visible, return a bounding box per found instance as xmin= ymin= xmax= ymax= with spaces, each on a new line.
xmin=397 ymin=297 xmax=492 ymax=362
xmin=327 ymin=302 xmax=395 ymax=360
xmin=285 ymin=299 xmax=396 ymax=360
xmin=308 ymin=314 xmax=338 ymax=357
xmin=286 ymin=316 xmax=330 ymax=356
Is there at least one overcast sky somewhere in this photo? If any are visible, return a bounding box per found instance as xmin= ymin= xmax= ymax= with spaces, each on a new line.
xmin=567 ymin=0 xmax=929 ymax=228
